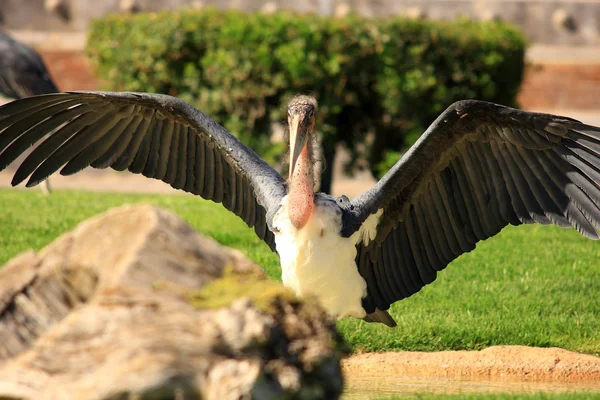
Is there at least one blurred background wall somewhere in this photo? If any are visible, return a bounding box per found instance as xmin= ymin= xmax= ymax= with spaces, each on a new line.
xmin=1 ymin=0 xmax=599 ymax=45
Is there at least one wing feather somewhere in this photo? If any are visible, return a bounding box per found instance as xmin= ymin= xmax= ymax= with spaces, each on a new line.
xmin=375 ymin=249 xmax=394 ymax=306
xmin=92 ymin=116 xmax=145 ymax=169
xmin=13 ymin=112 xmax=102 ymax=185
xmin=514 ymin=146 xmax=571 ymax=227
xmin=501 ymin=143 xmax=552 ymax=224
xmin=423 ymin=194 xmax=453 ymax=263
xmin=488 ymin=140 xmax=533 ymax=223
xmin=243 ymin=179 xmax=256 ymax=227
xmin=222 ymin=159 xmax=235 ymax=211
xmin=234 ymin=167 xmax=245 ymax=216
xmin=365 ymin=249 xmax=386 ymax=310
xmin=164 ymin=121 xmax=181 ymax=185
xmin=461 ymin=147 xmax=499 ymax=236
xmin=193 ymin=132 xmax=206 ymax=194
xmin=62 ymin=115 xmax=125 ymax=176
xmin=423 ymin=188 xmax=454 ymax=261
xmin=537 ymin=150 xmax=598 ymax=237
xmin=183 ymin=125 xmax=197 ymax=191
xmin=400 ymin=222 xmax=428 ymax=289
xmin=0 ymin=101 xmax=87 ymax=166
xmin=404 ymin=209 xmax=436 ymax=283
xmin=392 ymin=225 xmax=421 ymax=292
xmin=85 ymin=116 xmax=138 ymax=169
xmin=202 ymin=144 xmax=215 ymax=199
xmin=430 ymin=175 xmax=464 ymax=254
xmin=388 ymin=230 xmax=410 ymax=296
xmin=26 ymin=116 xmax=114 ymax=185
xmin=156 ymin=118 xmax=174 ymax=181
xmin=130 ymin=118 xmax=156 ymax=175
xmin=143 ymin=118 xmax=163 ymax=178
xmin=453 ymin=155 xmax=489 ymax=239
xmin=173 ymin=124 xmax=188 ymax=190
xmin=212 ymin=149 xmax=225 ymax=204
xmin=473 ymin=146 xmax=504 ymax=230
xmin=474 ymin=141 xmax=520 ymax=226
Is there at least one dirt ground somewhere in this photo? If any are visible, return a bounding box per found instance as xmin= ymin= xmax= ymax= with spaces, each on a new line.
xmin=342 ymin=346 xmax=600 ymax=397
xmin=343 ymin=346 xmax=600 ymax=382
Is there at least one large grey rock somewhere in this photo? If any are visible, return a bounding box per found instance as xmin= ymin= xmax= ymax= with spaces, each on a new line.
xmin=0 ymin=204 xmax=345 ymax=399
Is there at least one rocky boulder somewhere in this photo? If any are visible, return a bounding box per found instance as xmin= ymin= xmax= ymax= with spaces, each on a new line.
xmin=0 ymin=204 xmax=346 ymax=399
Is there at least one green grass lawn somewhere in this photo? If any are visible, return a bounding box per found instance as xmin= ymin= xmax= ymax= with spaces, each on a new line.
xmin=1 ymin=188 xmax=599 ymax=355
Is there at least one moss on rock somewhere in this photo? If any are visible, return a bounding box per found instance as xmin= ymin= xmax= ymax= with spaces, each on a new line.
xmin=187 ymin=267 xmax=298 ymax=313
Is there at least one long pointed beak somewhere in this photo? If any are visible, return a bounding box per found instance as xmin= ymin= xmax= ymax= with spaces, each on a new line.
xmin=289 ymin=115 xmax=308 ymax=179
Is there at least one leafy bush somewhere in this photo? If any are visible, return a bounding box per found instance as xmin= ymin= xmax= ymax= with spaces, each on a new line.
xmin=87 ymin=9 xmax=526 ymax=191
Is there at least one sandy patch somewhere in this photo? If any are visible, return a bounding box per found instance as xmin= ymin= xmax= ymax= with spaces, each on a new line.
xmin=342 ymin=346 xmax=600 ymax=398
xmin=343 ymin=346 xmax=600 ymax=382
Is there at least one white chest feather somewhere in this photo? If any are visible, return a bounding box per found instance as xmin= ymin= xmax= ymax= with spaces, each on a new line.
xmin=272 ymin=195 xmax=381 ymax=319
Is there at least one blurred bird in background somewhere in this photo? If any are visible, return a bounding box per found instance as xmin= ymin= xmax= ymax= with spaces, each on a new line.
xmin=0 ymin=30 xmax=59 ymax=194
xmin=2 ymin=91 xmax=600 ymax=326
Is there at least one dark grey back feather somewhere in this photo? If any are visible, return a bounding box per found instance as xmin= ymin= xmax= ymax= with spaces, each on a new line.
xmin=0 ymin=31 xmax=59 ymax=98
xmin=0 ymin=91 xmax=287 ymax=251
xmin=344 ymin=100 xmax=600 ymax=313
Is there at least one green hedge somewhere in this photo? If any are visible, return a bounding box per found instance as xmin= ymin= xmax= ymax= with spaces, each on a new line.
xmin=87 ymin=9 xmax=526 ymax=192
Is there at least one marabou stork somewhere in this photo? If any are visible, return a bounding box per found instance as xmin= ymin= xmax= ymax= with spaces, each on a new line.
xmin=0 ymin=30 xmax=60 ymax=194
xmin=1 ymin=91 xmax=600 ymax=327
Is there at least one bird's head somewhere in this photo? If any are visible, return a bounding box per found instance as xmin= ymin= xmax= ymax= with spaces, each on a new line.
xmin=287 ymin=95 xmax=317 ymax=179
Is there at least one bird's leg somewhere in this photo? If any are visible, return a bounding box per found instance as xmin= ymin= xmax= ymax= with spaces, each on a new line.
xmin=288 ymin=144 xmax=314 ymax=230
xmin=40 ymin=178 xmax=51 ymax=195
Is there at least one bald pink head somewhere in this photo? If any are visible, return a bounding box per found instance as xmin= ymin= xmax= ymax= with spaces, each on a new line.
xmin=286 ymin=95 xmax=317 ymax=230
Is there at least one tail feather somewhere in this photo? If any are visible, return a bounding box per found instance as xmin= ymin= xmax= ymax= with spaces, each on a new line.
xmin=363 ymin=308 xmax=397 ymax=327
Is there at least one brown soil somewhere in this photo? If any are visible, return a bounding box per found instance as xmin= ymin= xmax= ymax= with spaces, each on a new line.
xmin=343 ymin=346 xmax=600 ymax=382
xmin=342 ymin=346 xmax=600 ymax=398
xmin=342 ymin=347 xmax=600 ymax=398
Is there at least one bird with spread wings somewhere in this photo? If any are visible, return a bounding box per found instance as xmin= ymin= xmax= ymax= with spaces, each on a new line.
xmin=0 ymin=91 xmax=599 ymax=327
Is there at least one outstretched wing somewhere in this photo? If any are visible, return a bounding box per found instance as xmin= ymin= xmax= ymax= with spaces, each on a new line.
xmin=344 ymin=100 xmax=600 ymax=313
xmin=0 ymin=91 xmax=287 ymax=251
xmin=0 ymin=31 xmax=59 ymax=98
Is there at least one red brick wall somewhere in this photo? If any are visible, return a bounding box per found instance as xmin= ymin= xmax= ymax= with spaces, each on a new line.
xmin=39 ymin=50 xmax=98 ymax=92
xmin=518 ymin=63 xmax=600 ymax=110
